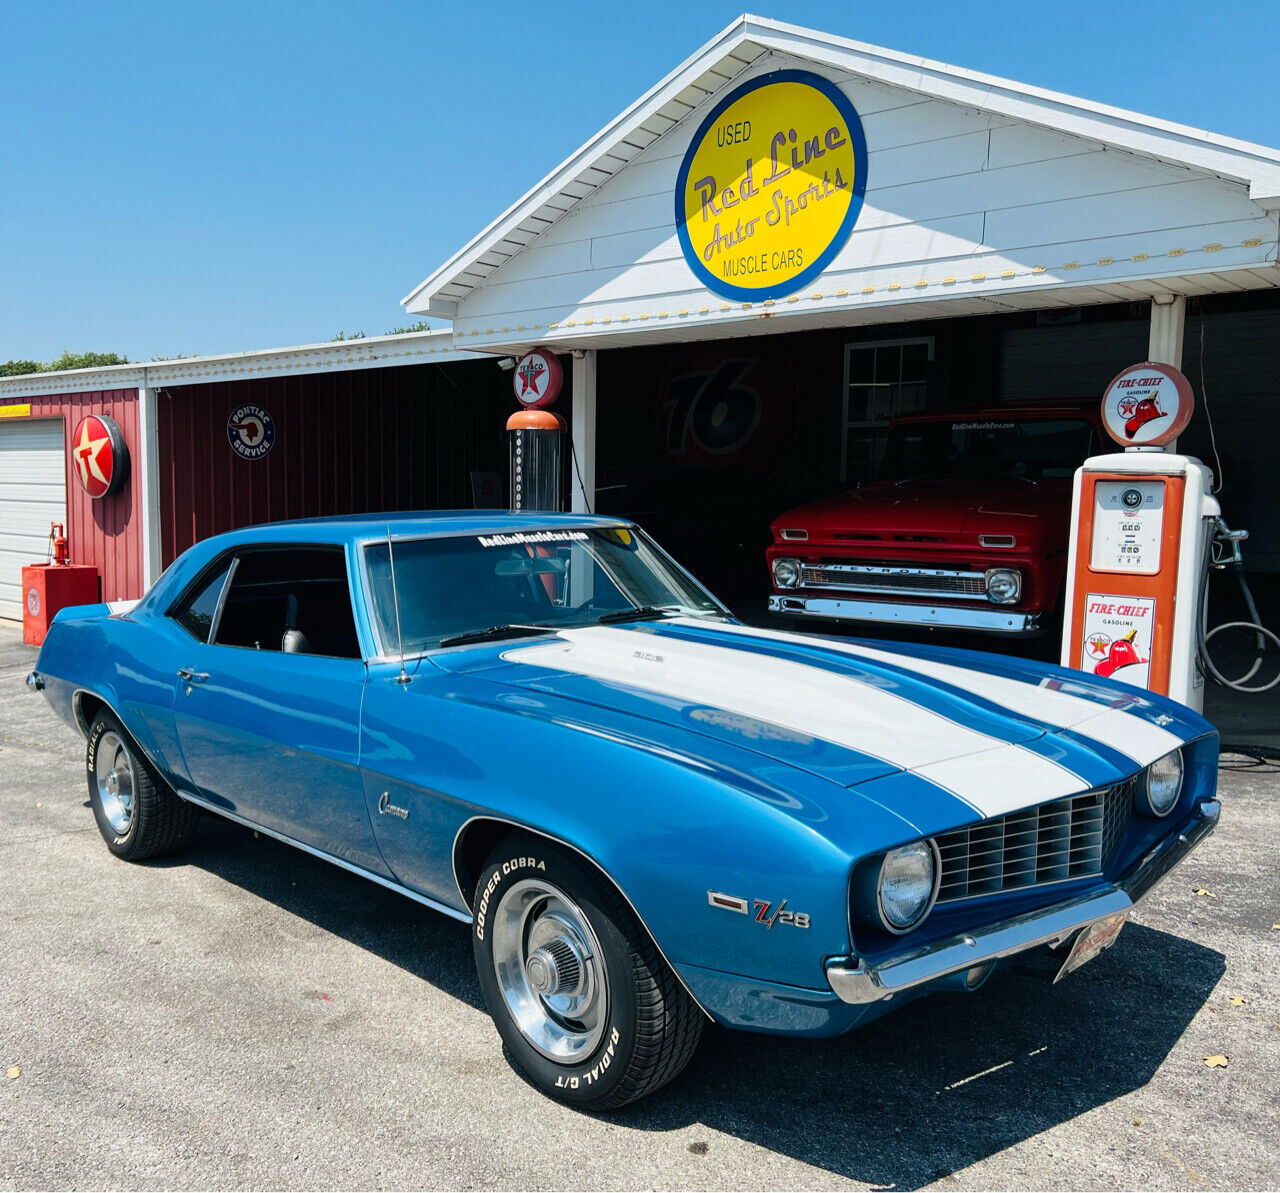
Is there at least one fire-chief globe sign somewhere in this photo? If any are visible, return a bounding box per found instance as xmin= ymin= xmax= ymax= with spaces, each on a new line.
xmin=1100 ymin=361 xmax=1195 ymax=448
xmin=675 ymin=69 xmax=868 ymax=302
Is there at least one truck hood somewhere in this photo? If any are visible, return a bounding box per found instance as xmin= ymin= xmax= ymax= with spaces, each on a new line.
xmin=775 ymin=478 xmax=1070 ymax=544
xmin=433 ymin=618 xmax=1193 ymax=826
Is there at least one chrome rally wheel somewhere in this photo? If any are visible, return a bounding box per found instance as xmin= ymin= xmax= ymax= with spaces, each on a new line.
xmin=491 ymin=879 xmax=608 ymax=1062
xmin=472 ymin=835 xmax=704 ymax=1108
xmin=86 ymin=708 xmax=200 ymax=860
xmin=94 ymin=730 xmax=135 ymax=835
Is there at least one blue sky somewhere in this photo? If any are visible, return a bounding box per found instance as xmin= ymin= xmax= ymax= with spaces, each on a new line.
xmin=2 ymin=0 xmax=1277 ymax=363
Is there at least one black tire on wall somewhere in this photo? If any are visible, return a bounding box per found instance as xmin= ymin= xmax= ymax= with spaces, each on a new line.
xmin=86 ymin=709 xmax=200 ymax=861
xmin=472 ymin=834 xmax=703 ymax=1108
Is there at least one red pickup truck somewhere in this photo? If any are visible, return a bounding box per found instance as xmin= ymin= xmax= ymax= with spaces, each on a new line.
xmin=766 ymin=403 xmax=1104 ymax=636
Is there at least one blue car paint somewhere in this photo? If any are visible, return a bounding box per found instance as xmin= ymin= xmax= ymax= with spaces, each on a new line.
xmin=32 ymin=510 xmax=1218 ymax=1035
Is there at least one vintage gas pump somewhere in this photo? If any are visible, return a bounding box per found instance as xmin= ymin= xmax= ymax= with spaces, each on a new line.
xmin=1061 ymin=362 xmax=1216 ymax=710
xmin=506 ymin=347 xmax=566 ymax=512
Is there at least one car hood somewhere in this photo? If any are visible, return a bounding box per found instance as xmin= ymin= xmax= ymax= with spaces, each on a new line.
xmin=432 ymin=618 xmax=1194 ymax=827
xmin=775 ymin=478 xmax=1070 ymax=542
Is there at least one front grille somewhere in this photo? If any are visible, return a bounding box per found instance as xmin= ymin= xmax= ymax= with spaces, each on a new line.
xmin=936 ymin=778 xmax=1136 ymax=903
xmin=800 ymin=563 xmax=986 ymax=599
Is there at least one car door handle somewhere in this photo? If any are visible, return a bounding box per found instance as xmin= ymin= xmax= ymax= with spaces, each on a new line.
xmin=177 ymin=668 xmax=209 ymax=684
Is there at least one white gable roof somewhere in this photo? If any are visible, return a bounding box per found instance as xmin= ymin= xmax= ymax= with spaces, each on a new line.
xmin=404 ymin=13 xmax=1280 ymax=329
xmin=401 ymin=15 xmax=1280 ymax=350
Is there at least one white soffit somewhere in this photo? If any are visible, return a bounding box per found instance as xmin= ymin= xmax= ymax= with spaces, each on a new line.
xmin=402 ymin=13 xmax=1280 ymax=333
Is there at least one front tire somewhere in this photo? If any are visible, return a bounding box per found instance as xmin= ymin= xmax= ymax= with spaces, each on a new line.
xmin=86 ymin=709 xmax=199 ymax=861
xmin=472 ymin=835 xmax=703 ymax=1108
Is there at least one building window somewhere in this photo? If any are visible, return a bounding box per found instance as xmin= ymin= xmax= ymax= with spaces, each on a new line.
xmin=841 ymin=337 xmax=934 ymax=484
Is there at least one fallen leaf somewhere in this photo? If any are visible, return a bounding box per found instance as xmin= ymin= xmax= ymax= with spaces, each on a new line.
xmin=1192 ymin=887 xmax=1217 ymax=898
xmin=1204 ymin=1055 xmax=1229 ymax=1069
xmin=1132 ymin=1117 xmax=1142 ymax=1127
xmin=1272 ymin=924 xmax=1280 ymax=931
xmin=5 ymin=1066 xmax=18 ymax=1080
xmin=1229 ymin=996 xmax=1247 ymax=1007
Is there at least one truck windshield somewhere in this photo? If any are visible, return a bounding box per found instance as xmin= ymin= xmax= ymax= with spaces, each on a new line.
xmin=881 ymin=417 xmax=1098 ymax=483
xmin=363 ymin=526 xmax=724 ymax=655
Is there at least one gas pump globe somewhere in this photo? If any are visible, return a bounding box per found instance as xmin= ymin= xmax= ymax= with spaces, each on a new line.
xmin=505 ymin=347 xmax=566 ymax=512
xmin=1061 ymin=362 xmax=1214 ymax=711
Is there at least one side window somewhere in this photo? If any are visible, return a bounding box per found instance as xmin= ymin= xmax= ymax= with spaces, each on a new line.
xmin=214 ymin=547 xmax=361 ymax=660
xmin=171 ymin=558 xmax=233 ymax=643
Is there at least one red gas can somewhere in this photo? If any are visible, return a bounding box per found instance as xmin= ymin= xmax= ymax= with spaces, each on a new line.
xmin=21 ymin=560 xmax=99 ymax=646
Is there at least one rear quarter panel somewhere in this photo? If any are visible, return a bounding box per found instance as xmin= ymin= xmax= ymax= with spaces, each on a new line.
xmin=36 ymin=603 xmax=190 ymax=791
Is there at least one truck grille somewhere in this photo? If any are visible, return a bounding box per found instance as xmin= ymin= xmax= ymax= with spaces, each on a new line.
xmin=935 ymin=778 xmax=1136 ymax=903
xmin=799 ymin=563 xmax=986 ymax=600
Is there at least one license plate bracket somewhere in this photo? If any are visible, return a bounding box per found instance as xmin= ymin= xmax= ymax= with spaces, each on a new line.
xmin=1054 ymin=912 xmax=1128 ymax=982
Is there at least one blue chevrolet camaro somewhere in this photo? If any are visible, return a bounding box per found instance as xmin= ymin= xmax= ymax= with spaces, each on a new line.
xmin=28 ymin=512 xmax=1219 ymax=1107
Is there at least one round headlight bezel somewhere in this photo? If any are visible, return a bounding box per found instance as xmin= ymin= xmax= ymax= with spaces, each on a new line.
xmin=876 ymin=839 xmax=941 ymax=934
xmin=772 ymin=557 xmax=802 ymax=589
xmin=985 ymin=567 xmax=1022 ymax=605
xmin=1140 ymin=748 xmax=1184 ymax=818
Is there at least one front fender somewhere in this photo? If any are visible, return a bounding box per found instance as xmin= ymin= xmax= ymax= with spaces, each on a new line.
xmin=359 ymin=667 xmax=916 ymax=995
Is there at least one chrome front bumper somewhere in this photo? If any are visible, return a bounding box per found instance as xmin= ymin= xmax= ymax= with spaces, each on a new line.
xmin=768 ymin=595 xmax=1040 ymax=635
xmin=826 ymin=798 xmax=1220 ymax=1005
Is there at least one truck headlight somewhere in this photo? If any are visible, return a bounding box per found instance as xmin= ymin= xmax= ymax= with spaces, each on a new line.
xmin=772 ymin=557 xmax=802 ymax=589
xmin=877 ymin=840 xmax=940 ymax=933
xmin=985 ymin=567 xmax=1021 ymax=604
xmin=1139 ymin=748 xmax=1183 ymax=817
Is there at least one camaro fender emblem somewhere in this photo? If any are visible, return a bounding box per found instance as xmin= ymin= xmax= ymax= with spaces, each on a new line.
xmin=708 ymin=890 xmax=810 ymax=928
xmin=377 ymin=792 xmax=409 ymax=820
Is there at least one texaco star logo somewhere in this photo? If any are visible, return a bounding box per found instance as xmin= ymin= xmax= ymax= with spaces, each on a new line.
xmin=70 ymin=414 xmax=127 ymax=498
xmin=511 ymin=349 xmax=562 ymax=409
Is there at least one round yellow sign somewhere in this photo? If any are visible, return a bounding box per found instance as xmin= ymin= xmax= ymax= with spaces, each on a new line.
xmin=675 ymin=69 xmax=867 ymax=301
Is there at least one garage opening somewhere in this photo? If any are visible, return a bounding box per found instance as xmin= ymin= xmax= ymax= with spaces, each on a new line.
xmin=0 ymin=418 xmax=66 ymax=621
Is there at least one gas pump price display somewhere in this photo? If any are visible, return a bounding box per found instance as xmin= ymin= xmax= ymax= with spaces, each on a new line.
xmin=1089 ymin=480 xmax=1165 ymax=574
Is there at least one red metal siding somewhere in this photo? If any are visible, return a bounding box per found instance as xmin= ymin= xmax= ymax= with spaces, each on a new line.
xmin=13 ymin=389 xmax=142 ymax=602
xmin=156 ymin=361 xmax=514 ymax=565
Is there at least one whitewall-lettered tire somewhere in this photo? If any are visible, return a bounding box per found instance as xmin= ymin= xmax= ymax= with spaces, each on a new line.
xmin=472 ymin=834 xmax=703 ymax=1108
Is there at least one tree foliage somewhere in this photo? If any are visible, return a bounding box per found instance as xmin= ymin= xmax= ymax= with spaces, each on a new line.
xmin=1 ymin=350 xmax=129 ymax=377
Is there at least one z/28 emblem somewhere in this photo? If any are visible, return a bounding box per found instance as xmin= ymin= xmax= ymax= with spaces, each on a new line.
xmin=707 ymin=890 xmax=810 ymax=929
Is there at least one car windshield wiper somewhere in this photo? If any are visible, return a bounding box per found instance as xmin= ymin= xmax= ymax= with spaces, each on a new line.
xmin=594 ymin=605 xmax=680 ymax=625
xmin=437 ymin=623 xmax=558 ymax=648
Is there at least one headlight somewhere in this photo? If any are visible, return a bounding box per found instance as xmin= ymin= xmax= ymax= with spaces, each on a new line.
xmin=1139 ymin=748 xmax=1184 ymax=817
xmin=877 ymin=840 xmax=939 ymax=933
xmin=985 ymin=567 xmax=1021 ymax=604
xmin=772 ymin=557 xmax=802 ymax=589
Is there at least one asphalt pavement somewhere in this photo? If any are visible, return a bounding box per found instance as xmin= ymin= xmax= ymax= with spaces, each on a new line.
xmin=2 ymin=624 xmax=1278 ymax=1191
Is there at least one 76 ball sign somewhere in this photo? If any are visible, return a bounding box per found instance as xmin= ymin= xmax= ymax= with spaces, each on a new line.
xmin=512 ymin=349 xmax=563 ymax=409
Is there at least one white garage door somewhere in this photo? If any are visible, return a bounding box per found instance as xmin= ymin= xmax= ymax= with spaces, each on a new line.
xmin=0 ymin=418 xmax=67 ymax=620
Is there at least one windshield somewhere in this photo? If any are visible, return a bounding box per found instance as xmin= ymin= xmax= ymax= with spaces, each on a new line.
xmin=881 ymin=417 xmax=1098 ymax=483
xmin=363 ymin=526 xmax=724 ymax=655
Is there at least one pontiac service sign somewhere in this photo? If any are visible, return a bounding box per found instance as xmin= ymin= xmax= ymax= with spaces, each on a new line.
xmin=675 ymin=70 xmax=867 ymax=301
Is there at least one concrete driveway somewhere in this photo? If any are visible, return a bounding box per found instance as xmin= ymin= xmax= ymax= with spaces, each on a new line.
xmin=2 ymin=626 xmax=1278 ymax=1190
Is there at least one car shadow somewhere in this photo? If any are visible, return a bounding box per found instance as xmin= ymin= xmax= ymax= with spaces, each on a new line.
xmin=612 ymin=924 xmax=1225 ymax=1187
xmin=156 ymin=813 xmax=483 ymax=1011
xmin=164 ymin=815 xmax=1222 ymax=1188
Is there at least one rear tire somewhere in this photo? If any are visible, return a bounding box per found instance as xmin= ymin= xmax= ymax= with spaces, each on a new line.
xmin=86 ymin=709 xmax=199 ymax=861
xmin=472 ymin=834 xmax=703 ymax=1108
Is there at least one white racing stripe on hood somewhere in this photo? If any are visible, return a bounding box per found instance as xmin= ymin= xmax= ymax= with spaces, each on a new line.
xmin=503 ymin=626 xmax=1086 ymax=815
xmin=674 ymin=619 xmax=1182 ymax=767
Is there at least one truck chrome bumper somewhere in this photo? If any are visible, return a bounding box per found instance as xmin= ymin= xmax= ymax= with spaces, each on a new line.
xmin=826 ymin=798 xmax=1220 ymax=1006
xmin=768 ymin=595 xmax=1040 ymax=635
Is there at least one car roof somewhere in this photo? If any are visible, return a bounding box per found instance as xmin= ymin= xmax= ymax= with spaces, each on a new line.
xmin=200 ymin=510 xmax=629 ymax=549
